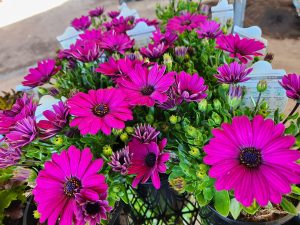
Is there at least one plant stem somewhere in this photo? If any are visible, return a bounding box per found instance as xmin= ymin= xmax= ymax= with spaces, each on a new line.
xmin=283 ymin=102 xmax=300 ymax=124
xmin=253 ymin=92 xmax=262 ymax=114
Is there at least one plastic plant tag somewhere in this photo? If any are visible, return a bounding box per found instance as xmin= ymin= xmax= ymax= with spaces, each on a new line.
xmin=242 ymin=61 xmax=288 ymax=114
xmin=56 ymin=26 xmax=82 ymax=49
xmin=119 ymin=3 xmax=140 ymax=19
xmin=126 ymin=21 xmax=156 ymax=48
xmin=211 ymin=0 xmax=234 ymax=33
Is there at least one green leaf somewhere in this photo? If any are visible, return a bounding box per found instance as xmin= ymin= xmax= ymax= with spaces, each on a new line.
xmin=230 ymin=198 xmax=242 ymax=220
xmin=214 ymin=190 xmax=230 ymax=217
xmin=243 ymin=201 xmax=260 ymax=215
xmin=0 ymin=190 xmax=18 ymax=212
xmin=196 ymin=192 xmax=208 ymax=207
xmin=292 ymin=185 xmax=300 ymax=195
xmin=281 ymin=198 xmax=298 ymax=215
xmin=203 ymin=188 xmax=214 ymax=201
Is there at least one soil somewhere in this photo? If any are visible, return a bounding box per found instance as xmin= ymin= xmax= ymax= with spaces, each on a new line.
xmin=245 ymin=0 xmax=300 ymax=39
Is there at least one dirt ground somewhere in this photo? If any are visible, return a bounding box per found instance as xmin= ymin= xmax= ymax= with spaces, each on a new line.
xmin=0 ymin=0 xmax=299 ymax=104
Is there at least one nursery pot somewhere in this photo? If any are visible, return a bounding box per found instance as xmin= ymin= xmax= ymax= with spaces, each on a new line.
xmin=121 ymin=174 xmax=201 ymax=225
xmin=200 ymin=204 xmax=300 ymax=225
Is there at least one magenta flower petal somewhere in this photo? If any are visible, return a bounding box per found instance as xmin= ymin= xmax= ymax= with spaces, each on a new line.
xmin=216 ymin=34 xmax=265 ymax=63
xmin=204 ymin=115 xmax=300 ymax=207
xmin=71 ymin=15 xmax=91 ymax=31
xmin=127 ymin=138 xmax=170 ymax=189
xmin=33 ymin=146 xmax=109 ymax=225
xmin=279 ymin=73 xmax=300 ymax=100
xmin=214 ymin=62 xmax=253 ymax=84
xmin=118 ymin=64 xmax=175 ymax=107
xmin=67 ymin=88 xmax=133 ymax=135
xmin=196 ymin=20 xmax=222 ymax=39
xmin=22 ymin=59 xmax=60 ymax=88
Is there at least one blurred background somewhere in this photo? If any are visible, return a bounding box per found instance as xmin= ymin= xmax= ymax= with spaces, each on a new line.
xmin=0 ymin=0 xmax=299 ymax=92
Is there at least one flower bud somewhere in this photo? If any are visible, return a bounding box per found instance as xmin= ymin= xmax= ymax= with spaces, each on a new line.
xmin=257 ymin=80 xmax=267 ymax=93
xmin=112 ymin=129 xmax=123 ymax=136
xmin=52 ymin=136 xmax=63 ymax=146
xmin=125 ymin=126 xmax=134 ymax=134
xmin=163 ymin=53 xmax=173 ymax=71
xmin=169 ymin=115 xmax=179 ymax=124
xmin=186 ymin=125 xmax=197 ymax=137
xmin=169 ymin=177 xmax=186 ymax=194
xmin=198 ymin=99 xmax=207 ymax=112
xmin=227 ymin=85 xmax=243 ymax=109
xmin=213 ymin=99 xmax=221 ymax=110
xmin=103 ymin=145 xmax=113 ymax=156
xmin=120 ymin=133 xmax=129 ymax=142
xmin=189 ymin=147 xmax=200 ymax=156
xmin=212 ymin=112 xmax=222 ymax=125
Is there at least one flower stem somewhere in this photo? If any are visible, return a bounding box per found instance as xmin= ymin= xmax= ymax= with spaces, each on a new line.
xmin=283 ymin=102 xmax=300 ymax=124
xmin=253 ymin=93 xmax=262 ymax=114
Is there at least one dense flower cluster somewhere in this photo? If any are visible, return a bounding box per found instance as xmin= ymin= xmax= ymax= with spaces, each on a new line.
xmin=2 ymin=2 xmax=300 ymax=224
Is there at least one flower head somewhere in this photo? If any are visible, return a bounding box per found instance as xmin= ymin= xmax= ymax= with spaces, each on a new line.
xmin=128 ymin=138 xmax=170 ymax=189
xmin=67 ymin=88 xmax=133 ymax=135
xmin=152 ymin=29 xmax=178 ymax=47
xmin=37 ymin=101 xmax=69 ymax=140
xmin=22 ymin=59 xmax=60 ymax=88
xmin=133 ymin=124 xmax=160 ymax=143
xmin=33 ymin=146 xmax=108 ymax=225
xmin=166 ymin=12 xmax=206 ymax=33
xmin=0 ymin=146 xmax=21 ymax=168
xmin=108 ymin=146 xmax=132 ymax=175
xmin=104 ymin=16 xmax=135 ymax=33
xmin=89 ymin=7 xmax=104 ymax=17
xmin=79 ymin=29 xmax=102 ymax=43
xmin=204 ymin=115 xmax=300 ymax=207
xmin=157 ymin=88 xmax=180 ymax=110
xmin=6 ymin=117 xmax=37 ymax=148
xmin=174 ymin=71 xmax=208 ymax=103
xmin=136 ymin=18 xmax=159 ymax=27
xmin=99 ymin=31 xmax=134 ymax=54
xmin=279 ymin=73 xmax=300 ymax=101
xmin=75 ymin=193 xmax=112 ymax=225
xmin=71 ymin=15 xmax=91 ymax=31
xmin=214 ymin=62 xmax=253 ymax=84
xmin=140 ymin=43 xmax=168 ymax=59
xmin=118 ymin=63 xmax=175 ymax=107
xmin=108 ymin=11 xmax=120 ymax=19
xmin=196 ymin=20 xmax=222 ymax=39
xmin=67 ymin=39 xmax=103 ymax=62
xmin=174 ymin=46 xmax=188 ymax=57
xmin=216 ymin=34 xmax=265 ymax=63
xmin=0 ymin=94 xmax=36 ymax=135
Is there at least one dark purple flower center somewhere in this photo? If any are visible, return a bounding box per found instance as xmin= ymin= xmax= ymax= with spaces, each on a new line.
xmin=93 ymin=104 xmax=109 ymax=117
xmin=239 ymin=147 xmax=262 ymax=168
xmin=141 ymin=85 xmax=155 ymax=96
xmin=64 ymin=177 xmax=81 ymax=197
xmin=86 ymin=202 xmax=100 ymax=215
xmin=181 ymin=19 xmax=191 ymax=26
xmin=145 ymin=152 xmax=156 ymax=167
xmin=119 ymin=155 xmax=125 ymax=165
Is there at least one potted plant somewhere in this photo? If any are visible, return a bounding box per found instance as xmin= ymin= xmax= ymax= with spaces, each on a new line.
xmin=0 ymin=0 xmax=299 ymax=225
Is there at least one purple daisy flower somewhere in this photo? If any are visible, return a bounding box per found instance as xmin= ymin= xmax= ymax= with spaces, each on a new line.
xmin=71 ymin=15 xmax=91 ymax=31
xmin=68 ymin=39 xmax=103 ymax=62
xmin=216 ymin=34 xmax=265 ymax=64
xmin=99 ymin=31 xmax=134 ymax=54
xmin=6 ymin=117 xmax=38 ymax=148
xmin=0 ymin=146 xmax=21 ymax=168
xmin=174 ymin=46 xmax=188 ymax=57
xmin=214 ymin=62 xmax=253 ymax=84
xmin=0 ymin=94 xmax=36 ymax=135
xmin=79 ymin=29 xmax=102 ymax=43
xmin=108 ymin=11 xmax=120 ymax=19
xmin=37 ymin=101 xmax=69 ymax=140
xmin=133 ymin=124 xmax=160 ymax=143
xmin=174 ymin=71 xmax=208 ymax=103
xmin=88 ymin=7 xmax=104 ymax=17
xmin=108 ymin=146 xmax=132 ymax=175
xmin=75 ymin=192 xmax=112 ymax=225
xmin=22 ymin=59 xmax=60 ymax=88
xmin=196 ymin=20 xmax=222 ymax=39
xmin=140 ymin=43 xmax=168 ymax=59
xmin=279 ymin=73 xmax=300 ymax=101
xmin=151 ymin=29 xmax=178 ymax=47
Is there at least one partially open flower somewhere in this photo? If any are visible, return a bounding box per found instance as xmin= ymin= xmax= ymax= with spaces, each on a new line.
xmin=108 ymin=146 xmax=132 ymax=175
